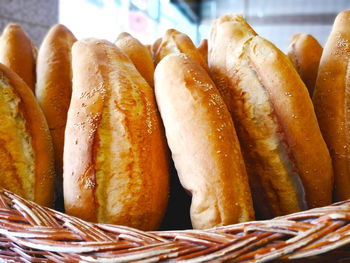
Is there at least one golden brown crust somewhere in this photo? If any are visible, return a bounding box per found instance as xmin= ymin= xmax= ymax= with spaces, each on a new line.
xmin=0 ymin=63 xmax=55 ymax=207
xmin=313 ymin=10 xmax=350 ymax=201
xmin=64 ymin=38 xmax=169 ymax=230
xmin=155 ymin=53 xmax=254 ymax=229
xmin=115 ymin=32 xmax=154 ymax=87
xmin=197 ymin=38 xmax=208 ymax=64
xmin=36 ymin=24 xmax=77 ymax=192
xmin=154 ymin=29 xmax=209 ymax=72
xmin=0 ymin=24 xmax=37 ymax=92
xmin=287 ymin=33 xmax=323 ymax=96
xmin=151 ymin=37 xmax=162 ymax=61
xmin=248 ymin=36 xmax=333 ymax=209
xmin=209 ymin=15 xmax=333 ymax=217
xmin=208 ymin=15 xmax=257 ymax=114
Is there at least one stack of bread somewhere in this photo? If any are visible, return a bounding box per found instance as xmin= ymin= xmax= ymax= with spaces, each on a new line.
xmin=0 ymin=9 xmax=349 ymax=231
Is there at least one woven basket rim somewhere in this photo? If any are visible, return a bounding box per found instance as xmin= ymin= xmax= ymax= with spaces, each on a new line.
xmin=1 ymin=188 xmax=350 ymax=262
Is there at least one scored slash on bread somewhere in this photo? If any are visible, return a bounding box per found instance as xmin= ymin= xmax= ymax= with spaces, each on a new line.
xmin=209 ymin=14 xmax=333 ymax=218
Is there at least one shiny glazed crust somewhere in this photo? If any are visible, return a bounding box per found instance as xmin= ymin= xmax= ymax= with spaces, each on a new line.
xmin=64 ymin=38 xmax=169 ymax=231
xmin=155 ymin=53 xmax=254 ymax=229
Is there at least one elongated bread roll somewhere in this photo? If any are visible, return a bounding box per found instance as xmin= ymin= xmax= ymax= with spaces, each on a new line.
xmin=155 ymin=53 xmax=254 ymax=229
xmin=36 ymin=24 xmax=76 ymax=196
xmin=0 ymin=63 xmax=55 ymax=207
xmin=313 ymin=10 xmax=350 ymax=201
xmin=288 ymin=33 xmax=323 ymax=96
xmin=115 ymin=32 xmax=154 ymax=87
xmin=209 ymin=15 xmax=333 ymax=218
xmin=197 ymin=38 xmax=208 ymax=64
xmin=154 ymin=29 xmax=209 ymax=72
xmin=0 ymin=24 xmax=37 ymax=92
xmin=151 ymin=37 xmax=162 ymax=61
xmin=64 ymin=38 xmax=169 ymax=231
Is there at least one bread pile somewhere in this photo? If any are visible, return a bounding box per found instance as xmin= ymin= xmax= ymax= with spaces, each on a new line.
xmin=0 ymin=9 xmax=349 ymax=230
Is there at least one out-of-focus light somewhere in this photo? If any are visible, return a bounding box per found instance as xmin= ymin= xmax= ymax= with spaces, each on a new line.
xmin=131 ymin=0 xmax=148 ymax=10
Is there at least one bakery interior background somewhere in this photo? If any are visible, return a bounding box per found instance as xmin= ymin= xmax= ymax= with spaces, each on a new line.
xmin=0 ymin=0 xmax=349 ymax=53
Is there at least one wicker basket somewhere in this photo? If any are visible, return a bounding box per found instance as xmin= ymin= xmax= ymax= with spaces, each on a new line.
xmin=1 ymin=189 xmax=350 ymax=262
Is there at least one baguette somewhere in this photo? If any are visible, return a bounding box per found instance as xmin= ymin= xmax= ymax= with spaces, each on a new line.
xmin=313 ymin=10 xmax=350 ymax=201
xmin=36 ymin=24 xmax=77 ymax=195
xmin=64 ymin=38 xmax=169 ymax=230
xmin=0 ymin=24 xmax=37 ymax=92
xmin=151 ymin=37 xmax=162 ymax=61
xmin=209 ymin=15 xmax=333 ymax=218
xmin=154 ymin=29 xmax=209 ymax=72
xmin=0 ymin=63 xmax=55 ymax=207
xmin=287 ymin=33 xmax=323 ymax=96
xmin=115 ymin=32 xmax=154 ymax=87
xmin=197 ymin=38 xmax=208 ymax=64
xmin=155 ymin=53 xmax=254 ymax=229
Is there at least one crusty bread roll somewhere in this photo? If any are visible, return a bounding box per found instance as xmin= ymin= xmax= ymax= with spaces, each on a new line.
xmin=155 ymin=53 xmax=254 ymax=229
xmin=313 ymin=10 xmax=350 ymax=201
xmin=151 ymin=37 xmax=162 ymax=61
xmin=209 ymin=15 xmax=333 ymax=218
xmin=287 ymin=33 xmax=323 ymax=96
xmin=0 ymin=63 xmax=55 ymax=207
xmin=154 ymin=29 xmax=209 ymax=72
xmin=0 ymin=24 xmax=37 ymax=92
xmin=36 ymin=24 xmax=77 ymax=196
xmin=64 ymin=38 xmax=169 ymax=231
xmin=197 ymin=38 xmax=208 ymax=64
xmin=115 ymin=32 xmax=154 ymax=87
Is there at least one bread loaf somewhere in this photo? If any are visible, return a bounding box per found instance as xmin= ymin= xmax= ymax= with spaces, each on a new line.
xmin=155 ymin=53 xmax=254 ymax=229
xmin=64 ymin=38 xmax=169 ymax=230
xmin=197 ymin=38 xmax=208 ymax=64
xmin=115 ymin=32 xmax=154 ymax=87
xmin=154 ymin=29 xmax=209 ymax=72
xmin=0 ymin=63 xmax=55 ymax=207
xmin=36 ymin=24 xmax=77 ymax=196
xmin=209 ymin=15 xmax=333 ymax=218
xmin=313 ymin=10 xmax=350 ymax=201
xmin=151 ymin=37 xmax=162 ymax=61
xmin=287 ymin=33 xmax=323 ymax=96
xmin=0 ymin=24 xmax=37 ymax=92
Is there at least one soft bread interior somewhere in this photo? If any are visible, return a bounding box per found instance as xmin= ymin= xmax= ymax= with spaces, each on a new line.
xmin=0 ymin=73 xmax=35 ymax=200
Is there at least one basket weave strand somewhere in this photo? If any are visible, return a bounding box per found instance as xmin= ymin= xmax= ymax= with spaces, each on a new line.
xmin=1 ymin=189 xmax=350 ymax=262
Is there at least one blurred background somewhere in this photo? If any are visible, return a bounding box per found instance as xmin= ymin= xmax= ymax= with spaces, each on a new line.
xmin=0 ymin=0 xmax=349 ymax=52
